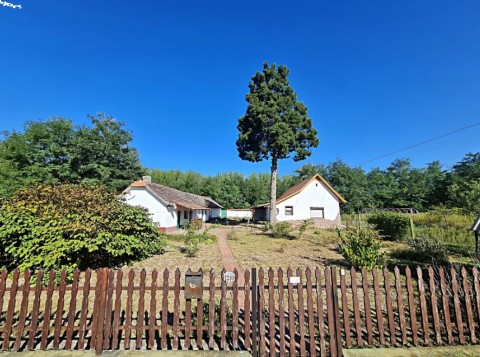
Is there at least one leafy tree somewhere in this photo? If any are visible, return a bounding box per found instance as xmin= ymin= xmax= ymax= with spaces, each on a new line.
xmin=0 ymin=114 xmax=144 ymax=197
xmin=294 ymin=163 xmax=328 ymax=180
xmin=236 ymin=62 xmax=319 ymax=222
xmin=0 ymin=183 xmax=166 ymax=275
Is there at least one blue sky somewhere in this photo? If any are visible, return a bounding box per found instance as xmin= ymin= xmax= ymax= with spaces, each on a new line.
xmin=1 ymin=1 xmax=479 ymax=177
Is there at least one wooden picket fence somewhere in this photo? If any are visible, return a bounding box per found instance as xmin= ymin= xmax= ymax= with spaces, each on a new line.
xmin=1 ymin=265 xmax=480 ymax=356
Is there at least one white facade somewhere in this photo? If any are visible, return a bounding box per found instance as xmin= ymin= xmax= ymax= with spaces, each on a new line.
xmin=275 ymin=179 xmax=341 ymax=221
xmin=227 ymin=209 xmax=253 ymax=220
xmin=123 ymin=187 xmax=177 ymax=228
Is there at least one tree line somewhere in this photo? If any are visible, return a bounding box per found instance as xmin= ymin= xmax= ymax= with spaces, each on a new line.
xmin=1 ymin=115 xmax=479 ymax=214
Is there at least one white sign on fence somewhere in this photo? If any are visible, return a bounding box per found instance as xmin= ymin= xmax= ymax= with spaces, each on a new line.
xmin=223 ymin=272 xmax=235 ymax=282
xmin=289 ymin=276 xmax=301 ymax=284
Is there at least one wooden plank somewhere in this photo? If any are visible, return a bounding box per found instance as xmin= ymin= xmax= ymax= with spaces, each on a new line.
xmin=220 ymin=268 xmax=227 ymax=350
xmin=95 ymin=268 xmax=109 ymax=356
xmin=287 ymin=267 xmax=296 ymax=357
xmin=77 ymin=269 xmax=91 ymax=350
xmin=417 ymin=267 xmax=430 ymax=345
xmin=351 ymin=267 xmax=363 ymax=347
xmin=90 ymin=269 xmax=103 ymax=349
xmin=332 ymin=269 xmax=343 ymax=357
xmin=112 ymin=270 xmax=123 ymax=350
xmin=405 ymin=267 xmax=418 ymax=346
xmin=305 ymin=268 xmax=316 ymax=356
xmin=0 ymin=269 xmax=7 ymax=330
xmin=258 ymin=268 xmax=266 ymax=356
xmin=439 ymin=268 xmax=453 ymax=344
xmin=27 ymin=270 xmax=44 ymax=350
xmin=232 ymin=268 xmax=239 ymax=350
xmin=451 ymin=267 xmax=465 ymax=344
xmin=136 ymin=269 xmax=147 ymax=349
xmin=124 ymin=269 xmax=135 ymax=350
xmin=102 ymin=269 xmax=115 ymax=349
xmin=173 ymin=269 xmax=181 ymax=350
xmin=277 ymin=268 xmax=286 ymax=357
xmin=472 ymin=268 xmax=480 ymax=341
xmin=428 ymin=267 xmax=441 ymax=345
xmin=161 ymin=269 xmax=169 ymax=350
xmin=208 ymin=270 xmax=215 ymax=350
xmin=325 ymin=267 xmax=337 ymax=357
xmin=394 ymin=267 xmax=407 ymax=345
xmin=13 ymin=269 xmax=31 ymax=351
xmin=64 ymin=269 xmax=80 ymax=350
xmin=384 ymin=267 xmax=396 ymax=346
xmin=148 ymin=269 xmax=158 ymax=350
xmin=372 ymin=268 xmax=385 ymax=346
xmin=362 ymin=268 xmax=373 ymax=345
xmin=196 ymin=269 xmax=204 ymax=349
xmin=296 ymin=268 xmax=306 ymax=357
xmin=40 ymin=270 xmax=56 ymax=350
xmin=3 ymin=269 xmax=20 ymax=351
xmin=461 ymin=267 xmax=476 ymax=343
xmin=315 ymin=267 xmax=326 ymax=356
xmin=185 ymin=291 xmax=192 ymax=349
xmin=268 ymin=268 xmax=275 ymax=356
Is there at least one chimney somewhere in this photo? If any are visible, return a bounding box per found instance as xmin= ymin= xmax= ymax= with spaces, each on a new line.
xmin=142 ymin=175 xmax=152 ymax=183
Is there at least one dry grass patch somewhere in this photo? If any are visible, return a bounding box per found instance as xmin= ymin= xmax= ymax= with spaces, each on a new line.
xmin=226 ymin=227 xmax=343 ymax=270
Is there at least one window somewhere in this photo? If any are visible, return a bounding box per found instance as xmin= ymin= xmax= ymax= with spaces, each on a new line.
xmin=310 ymin=207 xmax=324 ymax=218
xmin=285 ymin=206 xmax=294 ymax=216
xmin=184 ymin=211 xmax=188 ymax=219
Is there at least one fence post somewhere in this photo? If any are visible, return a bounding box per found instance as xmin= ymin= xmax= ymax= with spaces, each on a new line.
xmin=95 ymin=268 xmax=109 ymax=356
xmin=251 ymin=268 xmax=258 ymax=357
xmin=331 ymin=268 xmax=343 ymax=356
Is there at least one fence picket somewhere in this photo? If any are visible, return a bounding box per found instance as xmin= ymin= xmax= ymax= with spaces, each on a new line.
xmin=27 ymin=270 xmax=44 ymax=350
xmin=296 ymin=268 xmax=306 ymax=357
xmin=473 ymin=268 xmax=480 ymax=329
xmin=439 ymin=268 xmax=453 ymax=344
xmin=208 ymin=270 xmax=215 ymax=350
xmin=451 ymin=267 xmax=465 ymax=344
xmin=136 ymin=269 xmax=146 ymax=349
xmin=197 ymin=269 xmax=204 ymax=349
xmin=124 ymin=269 xmax=135 ymax=350
xmin=13 ymin=269 xmax=31 ymax=351
xmin=325 ymin=267 xmax=337 ymax=357
xmin=232 ymin=268 xmax=239 ymax=350
xmin=287 ymin=267 xmax=296 ymax=357
xmin=3 ymin=269 xmax=20 ymax=351
xmin=112 ymin=270 xmax=123 ymax=350
xmin=173 ymin=269 xmax=180 ymax=350
xmin=277 ymin=268 xmax=286 ymax=357
xmin=161 ymin=269 xmax=169 ymax=349
xmin=394 ymin=267 xmax=407 ymax=345
xmin=220 ymin=268 xmax=227 ymax=350
xmin=305 ymin=268 xmax=316 ymax=357
xmin=40 ymin=270 xmax=56 ymax=350
xmin=384 ymin=267 xmax=396 ymax=346
xmin=77 ymin=269 xmax=91 ymax=349
xmin=405 ymin=267 xmax=418 ymax=346
xmin=53 ymin=269 xmax=68 ymax=349
xmin=461 ymin=267 xmax=476 ymax=343
xmin=417 ymin=267 xmax=430 ymax=345
xmin=64 ymin=269 xmax=80 ymax=350
xmin=258 ymin=268 xmax=266 ymax=356
xmin=268 ymin=268 xmax=276 ymax=356
xmin=148 ymin=269 xmax=158 ymax=350
xmin=362 ymin=268 xmax=373 ymax=345
xmin=372 ymin=268 xmax=385 ymax=345
xmin=103 ymin=269 xmax=115 ymax=349
xmin=428 ymin=267 xmax=441 ymax=345
xmin=315 ymin=267 xmax=326 ymax=356
xmin=351 ymin=267 xmax=362 ymax=347
xmin=243 ymin=269 xmax=251 ymax=351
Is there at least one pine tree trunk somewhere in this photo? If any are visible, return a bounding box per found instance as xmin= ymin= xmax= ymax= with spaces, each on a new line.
xmin=270 ymin=156 xmax=278 ymax=223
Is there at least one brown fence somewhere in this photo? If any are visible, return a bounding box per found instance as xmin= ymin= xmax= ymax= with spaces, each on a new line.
xmin=0 ymin=265 xmax=480 ymax=356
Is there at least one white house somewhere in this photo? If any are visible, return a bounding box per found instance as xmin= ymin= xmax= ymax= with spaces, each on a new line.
xmin=226 ymin=208 xmax=253 ymax=220
xmin=123 ymin=176 xmax=222 ymax=232
xmin=252 ymin=174 xmax=346 ymax=227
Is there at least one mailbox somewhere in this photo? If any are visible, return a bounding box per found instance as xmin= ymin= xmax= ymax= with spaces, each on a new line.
xmin=185 ymin=270 xmax=203 ymax=300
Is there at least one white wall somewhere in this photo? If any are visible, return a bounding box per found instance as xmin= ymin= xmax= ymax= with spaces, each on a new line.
xmin=124 ymin=188 xmax=177 ymax=228
xmin=227 ymin=209 xmax=253 ymax=219
xmin=276 ymin=179 xmax=340 ymax=222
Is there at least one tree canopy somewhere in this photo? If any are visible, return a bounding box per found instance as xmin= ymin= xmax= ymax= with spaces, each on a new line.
xmin=236 ymin=62 xmax=319 ymax=222
xmin=0 ymin=113 xmax=144 ymax=197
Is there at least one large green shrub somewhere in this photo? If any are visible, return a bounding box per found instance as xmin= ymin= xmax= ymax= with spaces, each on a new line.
xmin=0 ymin=184 xmax=166 ymax=274
xmin=337 ymin=228 xmax=384 ymax=269
xmin=367 ymin=212 xmax=410 ymax=241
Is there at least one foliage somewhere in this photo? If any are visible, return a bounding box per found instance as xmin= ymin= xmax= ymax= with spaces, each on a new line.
xmin=271 ymin=221 xmax=293 ymax=239
xmin=367 ymin=212 xmax=410 ymax=241
xmin=236 ymin=62 xmax=319 ymax=222
xmin=0 ymin=114 xmax=144 ymax=198
xmin=182 ymin=226 xmax=217 ymax=257
xmin=337 ymin=228 xmax=384 ymax=269
xmin=0 ymin=183 xmax=166 ymax=275
xmin=227 ymin=229 xmax=239 ymax=241
xmin=259 ymin=221 xmax=272 ymax=233
xmin=297 ymin=219 xmax=314 ymax=239
xmin=391 ymin=238 xmax=449 ymax=265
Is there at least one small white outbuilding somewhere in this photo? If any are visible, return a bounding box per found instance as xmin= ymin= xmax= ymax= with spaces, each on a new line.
xmin=252 ymin=174 xmax=346 ymax=227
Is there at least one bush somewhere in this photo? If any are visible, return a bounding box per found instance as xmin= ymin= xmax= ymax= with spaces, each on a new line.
xmin=297 ymin=219 xmax=314 ymax=239
xmin=0 ymin=184 xmax=166 ymax=275
xmin=259 ymin=222 xmax=271 ymax=233
xmin=271 ymin=221 xmax=293 ymax=238
xmin=406 ymin=237 xmax=449 ymax=265
xmin=182 ymin=225 xmax=217 ymax=257
xmin=227 ymin=229 xmax=239 ymax=241
xmin=337 ymin=228 xmax=384 ymax=269
xmin=367 ymin=212 xmax=410 ymax=241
